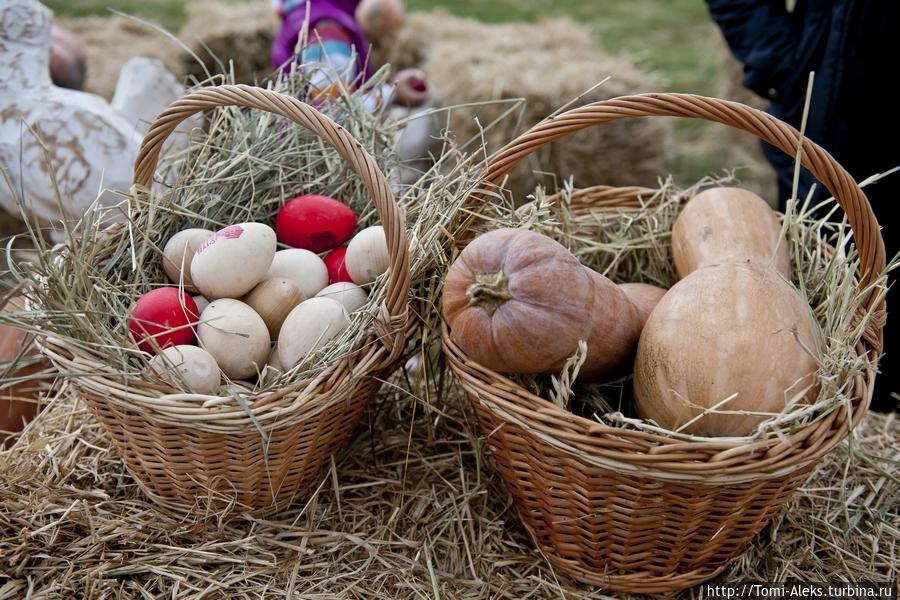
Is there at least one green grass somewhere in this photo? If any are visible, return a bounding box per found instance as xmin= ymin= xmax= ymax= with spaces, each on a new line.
xmin=44 ymin=0 xmax=187 ymax=30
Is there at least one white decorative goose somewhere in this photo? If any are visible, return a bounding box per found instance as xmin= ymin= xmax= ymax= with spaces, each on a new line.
xmin=0 ymin=0 xmax=189 ymax=233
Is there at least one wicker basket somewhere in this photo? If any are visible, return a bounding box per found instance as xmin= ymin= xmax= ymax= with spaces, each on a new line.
xmin=441 ymin=93 xmax=886 ymax=593
xmin=39 ymin=85 xmax=411 ymax=517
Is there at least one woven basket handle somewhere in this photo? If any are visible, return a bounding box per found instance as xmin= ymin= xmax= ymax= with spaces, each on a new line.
xmin=480 ymin=93 xmax=886 ymax=314
xmin=133 ymin=84 xmax=409 ymax=323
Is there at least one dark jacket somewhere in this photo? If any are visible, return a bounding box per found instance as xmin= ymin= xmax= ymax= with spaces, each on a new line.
xmin=706 ymin=0 xmax=898 ymax=205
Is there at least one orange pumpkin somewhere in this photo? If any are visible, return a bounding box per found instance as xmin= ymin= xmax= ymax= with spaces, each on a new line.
xmin=1 ymin=296 xmax=50 ymax=445
xmin=619 ymin=282 xmax=667 ymax=328
xmin=443 ymin=228 xmax=641 ymax=381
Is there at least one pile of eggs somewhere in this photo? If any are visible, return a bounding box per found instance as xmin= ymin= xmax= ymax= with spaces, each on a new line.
xmin=129 ymin=195 xmax=389 ymax=395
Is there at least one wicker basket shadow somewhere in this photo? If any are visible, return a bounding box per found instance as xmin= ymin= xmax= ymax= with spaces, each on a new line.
xmin=39 ymin=85 xmax=411 ymax=517
xmin=441 ymin=93 xmax=886 ymax=593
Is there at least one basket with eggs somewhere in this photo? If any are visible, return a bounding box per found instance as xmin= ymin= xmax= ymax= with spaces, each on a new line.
xmin=15 ymin=84 xmax=412 ymax=516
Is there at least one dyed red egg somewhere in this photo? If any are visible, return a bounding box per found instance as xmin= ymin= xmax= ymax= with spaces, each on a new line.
xmin=323 ymin=246 xmax=353 ymax=284
xmin=275 ymin=195 xmax=357 ymax=253
xmin=129 ymin=288 xmax=200 ymax=355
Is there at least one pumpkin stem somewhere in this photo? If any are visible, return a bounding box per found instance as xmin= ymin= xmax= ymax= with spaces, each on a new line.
xmin=467 ymin=271 xmax=512 ymax=317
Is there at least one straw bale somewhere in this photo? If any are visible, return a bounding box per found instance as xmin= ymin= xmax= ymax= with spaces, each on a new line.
xmin=373 ymin=12 xmax=675 ymax=200
xmin=179 ymin=1 xmax=279 ymax=86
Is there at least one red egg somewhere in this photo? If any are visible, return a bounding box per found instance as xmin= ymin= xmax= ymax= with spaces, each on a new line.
xmin=129 ymin=288 xmax=200 ymax=355
xmin=275 ymin=195 xmax=357 ymax=253
xmin=323 ymin=246 xmax=353 ymax=284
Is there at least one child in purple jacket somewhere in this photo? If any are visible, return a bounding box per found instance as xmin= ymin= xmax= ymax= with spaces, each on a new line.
xmin=271 ymin=0 xmax=427 ymax=109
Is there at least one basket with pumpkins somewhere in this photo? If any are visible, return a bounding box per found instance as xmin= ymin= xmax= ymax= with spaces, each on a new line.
xmin=441 ymin=94 xmax=887 ymax=592
xmin=4 ymin=83 xmax=421 ymax=517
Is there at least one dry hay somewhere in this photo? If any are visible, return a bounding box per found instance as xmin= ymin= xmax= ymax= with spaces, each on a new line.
xmin=179 ymin=1 xmax=279 ymax=86
xmin=0 ymin=366 xmax=896 ymax=599
xmin=55 ymin=15 xmax=184 ymax=100
xmin=373 ymin=11 xmax=675 ymax=200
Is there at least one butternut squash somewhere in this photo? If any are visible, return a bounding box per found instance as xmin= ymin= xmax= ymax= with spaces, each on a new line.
xmin=672 ymin=187 xmax=791 ymax=279
xmin=442 ymin=228 xmax=641 ymax=381
xmin=633 ymin=262 xmax=820 ymax=437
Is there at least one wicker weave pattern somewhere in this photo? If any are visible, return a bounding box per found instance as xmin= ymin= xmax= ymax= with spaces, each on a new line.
xmin=443 ymin=93 xmax=884 ymax=592
xmin=44 ymin=85 xmax=411 ymax=516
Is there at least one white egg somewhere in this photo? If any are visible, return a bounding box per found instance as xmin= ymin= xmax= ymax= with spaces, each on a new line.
xmin=191 ymin=223 xmax=276 ymax=299
xmin=162 ymin=228 xmax=213 ymax=291
xmin=147 ymin=345 xmax=221 ymax=395
xmin=192 ymin=294 xmax=210 ymax=314
xmin=265 ymin=249 xmax=329 ymax=299
xmin=197 ymin=299 xmax=271 ymax=379
xmin=277 ymin=297 xmax=349 ymax=370
xmin=315 ymin=282 xmax=368 ymax=313
xmin=345 ymin=226 xmax=390 ymax=285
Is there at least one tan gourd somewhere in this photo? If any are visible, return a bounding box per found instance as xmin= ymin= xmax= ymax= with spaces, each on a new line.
xmin=244 ymin=277 xmax=306 ymax=338
xmin=619 ymin=283 xmax=667 ymax=328
xmin=672 ymin=187 xmax=791 ymax=279
xmin=633 ymin=262 xmax=820 ymax=437
xmin=443 ymin=228 xmax=641 ymax=381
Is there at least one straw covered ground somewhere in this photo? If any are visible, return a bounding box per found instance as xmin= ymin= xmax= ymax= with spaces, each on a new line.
xmin=0 ymin=369 xmax=896 ymax=599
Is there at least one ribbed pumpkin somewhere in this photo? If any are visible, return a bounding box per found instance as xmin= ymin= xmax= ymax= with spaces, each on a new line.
xmin=672 ymin=187 xmax=791 ymax=279
xmin=633 ymin=262 xmax=820 ymax=437
xmin=619 ymin=282 xmax=667 ymax=328
xmin=442 ymin=228 xmax=640 ymax=381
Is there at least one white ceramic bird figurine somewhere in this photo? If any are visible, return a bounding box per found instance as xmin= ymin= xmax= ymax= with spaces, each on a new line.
xmin=0 ymin=0 xmax=189 ymax=234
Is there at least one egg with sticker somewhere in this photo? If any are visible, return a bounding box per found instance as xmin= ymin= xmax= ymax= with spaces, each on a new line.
xmin=191 ymin=223 xmax=276 ymax=299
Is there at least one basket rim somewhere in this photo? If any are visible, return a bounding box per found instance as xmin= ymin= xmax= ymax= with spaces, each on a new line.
xmin=441 ymin=181 xmax=876 ymax=483
xmin=36 ymin=311 xmax=415 ymax=433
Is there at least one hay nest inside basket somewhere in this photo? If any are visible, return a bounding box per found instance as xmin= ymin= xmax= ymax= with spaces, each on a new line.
xmin=0 ymin=60 xmax=487 ymax=398
xmin=462 ymin=172 xmax=896 ymax=445
xmin=371 ymin=11 xmax=675 ymax=200
xmin=0 ymin=363 xmax=895 ymax=598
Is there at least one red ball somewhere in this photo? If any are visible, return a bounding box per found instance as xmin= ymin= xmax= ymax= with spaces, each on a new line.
xmin=323 ymin=246 xmax=353 ymax=284
xmin=275 ymin=195 xmax=357 ymax=253
xmin=129 ymin=288 xmax=200 ymax=355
